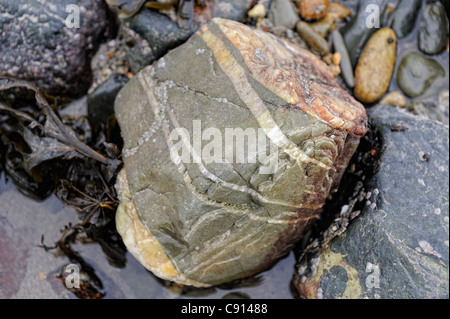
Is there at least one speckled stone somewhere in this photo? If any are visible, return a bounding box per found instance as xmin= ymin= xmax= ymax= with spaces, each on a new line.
xmin=0 ymin=0 xmax=113 ymax=97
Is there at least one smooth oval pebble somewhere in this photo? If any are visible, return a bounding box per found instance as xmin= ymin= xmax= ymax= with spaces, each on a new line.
xmin=354 ymin=28 xmax=397 ymax=104
xmin=331 ymin=29 xmax=354 ymax=88
xmin=296 ymin=21 xmax=330 ymax=56
xmin=248 ymin=3 xmax=266 ymax=18
xmin=379 ymin=91 xmax=407 ymax=108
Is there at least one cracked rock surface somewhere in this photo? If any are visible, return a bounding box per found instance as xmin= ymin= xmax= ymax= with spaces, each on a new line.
xmin=114 ymin=18 xmax=367 ymax=287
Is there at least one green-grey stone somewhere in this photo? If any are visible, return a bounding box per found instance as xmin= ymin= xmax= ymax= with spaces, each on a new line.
xmin=114 ymin=20 xmax=365 ymax=286
xmin=396 ymin=51 xmax=445 ymax=98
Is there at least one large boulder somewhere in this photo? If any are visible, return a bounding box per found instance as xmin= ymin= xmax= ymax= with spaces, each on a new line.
xmin=114 ymin=18 xmax=367 ymax=287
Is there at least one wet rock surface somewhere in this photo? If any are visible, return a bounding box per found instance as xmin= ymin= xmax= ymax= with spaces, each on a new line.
xmin=0 ymin=0 xmax=113 ymax=97
xmin=88 ymin=74 xmax=129 ymax=125
xmin=117 ymin=1 xmax=253 ymax=74
xmin=293 ymin=104 xmax=449 ymax=299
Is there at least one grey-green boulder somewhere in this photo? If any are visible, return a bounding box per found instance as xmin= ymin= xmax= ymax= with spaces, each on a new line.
xmin=114 ymin=18 xmax=368 ymax=287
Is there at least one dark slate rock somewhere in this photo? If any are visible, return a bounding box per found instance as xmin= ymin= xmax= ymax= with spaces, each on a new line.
xmin=122 ymin=9 xmax=194 ymax=62
xmin=390 ymin=0 xmax=422 ymax=39
xmin=0 ymin=0 xmax=114 ymax=97
xmin=88 ymin=73 xmax=129 ymax=125
xmin=294 ymin=104 xmax=449 ymax=299
xmin=119 ymin=1 xmax=253 ymax=73
xmin=418 ymin=2 xmax=449 ymax=55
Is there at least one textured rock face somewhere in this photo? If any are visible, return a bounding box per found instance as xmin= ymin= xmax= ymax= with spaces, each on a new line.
xmin=293 ymin=105 xmax=449 ymax=299
xmin=0 ymin=0 xmax=111 ymax=96
xmin=114 ymin=18 xmax=367 ymax=287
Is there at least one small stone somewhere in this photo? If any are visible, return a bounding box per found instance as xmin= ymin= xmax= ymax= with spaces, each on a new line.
xmin=354 ymin=28 xmax=397 ymax=103
xmin=379 ymin=91 xmax=407 ymax=108
xmin=248 ymin=3 xmax=267 ymax=18
xmin=298 ymin=0 xmax=329 ymax=21
xmin=396 ymin=52 xmax=445 ymax=98
xmin=296 ymin=21 xmax=330 ymax=56
xmin=268 ymin=0 xmax=300 ymax=29
xmin=332 ymin=52 xmax=341 ymax=66
xmin=418 ymin=2 xmax=449 ymax=55
xmin=407 ymin=102 xmax=444 ymax=123
xmin=308 ymin=2 xmax=351 ymax=38
xmin=88 ymin=73 xmax=129 ymax=125
xmin=106 ymin=0 xmax=146 ymax=18
xmin=331 ymin=29 xmax=354 ymax=88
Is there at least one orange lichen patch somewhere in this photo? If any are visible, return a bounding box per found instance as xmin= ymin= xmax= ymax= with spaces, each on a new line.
xmin=211 ymin=18 xmax=367 ymax=136
xmin=298 ymin=0 xmax=329 ymax=20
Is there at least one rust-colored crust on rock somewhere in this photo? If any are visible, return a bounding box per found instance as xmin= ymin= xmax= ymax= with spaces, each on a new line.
xmin=204 ymin=18 xmax=368 ymax=137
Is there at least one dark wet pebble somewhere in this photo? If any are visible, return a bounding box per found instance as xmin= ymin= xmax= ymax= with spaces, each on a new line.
xmin=221 ymin=292 xmax=251 ymax=299
xmin=296 ymin=21 xmax=330 ymax=56
xmin=120 ymin=26 xmax=156 ymax=74
xmin=120 ymin=2 xmax=253 ymax=73
xmin=122 ymin=9 xmax=194 ymax=62
xmin=0 ymin=0 xmax=114 ymax=97
xmin=331 ymin=29 xmax=354 ymax=88
xmin=88 ymin=73 xmax=129 ymax=125
xmin=396 ymin=51 xmax=445 ymax=98
xmin=341 ymin=0 xmax=388 ymax=66
xmin=390 ymin=0 xmax=422 ymax=39
xmin=418 ymin=2 xmax=449 ymax=55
